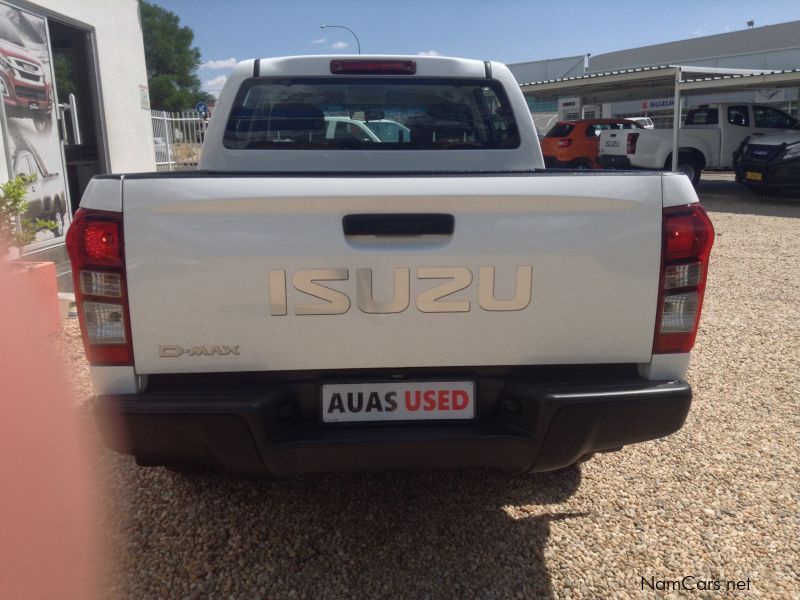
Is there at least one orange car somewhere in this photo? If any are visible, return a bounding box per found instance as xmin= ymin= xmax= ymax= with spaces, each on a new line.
xmin=541 ymin=118 xmax=642 ymax=169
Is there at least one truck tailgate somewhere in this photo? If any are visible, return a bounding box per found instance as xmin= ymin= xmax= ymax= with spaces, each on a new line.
xmin=599 ymin=129 xmax=632 ymax=157
xmin=123 ymin=174 xmax=664 ymax=374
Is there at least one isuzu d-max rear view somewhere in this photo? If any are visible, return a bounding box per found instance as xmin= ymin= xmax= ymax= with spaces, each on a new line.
xmin=67 ymin=55 xmax=714 ymax=476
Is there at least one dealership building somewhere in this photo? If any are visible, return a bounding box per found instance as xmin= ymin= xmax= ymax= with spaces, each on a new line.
xmin=0 ymin=0 xmax=153 ymax=290
xmin=509 ymin=20 xmax=800 ymax=133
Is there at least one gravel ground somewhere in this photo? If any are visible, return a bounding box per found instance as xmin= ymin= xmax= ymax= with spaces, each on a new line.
xmin=61 ymin=187 xmax=799 ymax=599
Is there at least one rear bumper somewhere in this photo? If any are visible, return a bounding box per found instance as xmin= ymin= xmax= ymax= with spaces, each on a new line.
xmin=542 ymin=156 xmax=560 ymax=168
xmin=597 ymin=155 xmax=633 ymax=169
xmin=543 ymin=156 xmax=574 ymax=168
xmin=95 ymin=368 xmax=692 ymax=476
xmin=734 ymin=157 xmax=800 ymax=189
xmin=542 ymin=156 xmax=597 ymax=169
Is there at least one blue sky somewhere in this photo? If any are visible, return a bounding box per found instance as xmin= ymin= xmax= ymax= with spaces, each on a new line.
xmin=151 ymin=0 xmax=800 ymax=98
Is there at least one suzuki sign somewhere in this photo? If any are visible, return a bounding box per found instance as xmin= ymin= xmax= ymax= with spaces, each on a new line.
xmin=614 ymin=97 xmax=675 ymax=114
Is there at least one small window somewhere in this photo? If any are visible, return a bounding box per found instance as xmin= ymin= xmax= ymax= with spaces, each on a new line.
xmin=685 ymin=108 xmax=719 ymax=125
xmin=332 ymin=121 xmax=373 ymax=142
xmin=752 ymin=106 xmax=797 ymax=129
xmin=545 ymin=123 xmax=575 ymax=137
xmin=585 ymin=123 xmax=613 ymax=137
xmin=364 ymin=120 xmax=411 ymax=143
xmin=727 ymin=106 xmax=750 ymax=127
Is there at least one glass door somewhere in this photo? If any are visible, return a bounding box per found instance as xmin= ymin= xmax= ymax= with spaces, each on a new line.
xmin=49 ymin=18 xmax=107 ymax=216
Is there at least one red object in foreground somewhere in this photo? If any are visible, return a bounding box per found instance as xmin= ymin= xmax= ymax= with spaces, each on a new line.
xmin=653 ymin=204 xmax=715 ymax=354
xmin=0 ymin=263 xmax=98 ymax=599
xmin=66 ymin=209 xmax=133 ymax=365
xmin=11 ymin=261 xmax=59 ymax=336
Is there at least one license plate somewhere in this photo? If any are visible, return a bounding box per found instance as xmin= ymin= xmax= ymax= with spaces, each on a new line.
xmin=745 ymin=171 xmax=763 ymax=182
xmin=28 ymin=101 xmax=40 ymax=111
xmin=322 ymin=380 xmax=475 ymax=423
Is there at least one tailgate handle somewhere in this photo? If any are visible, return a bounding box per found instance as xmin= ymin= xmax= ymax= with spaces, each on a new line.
xmin=343 ymin=213 xmax=454 ymax=236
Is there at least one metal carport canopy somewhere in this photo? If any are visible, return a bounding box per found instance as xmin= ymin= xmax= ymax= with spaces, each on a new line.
xmin=520 ymin=66 xmax=800 ymax=171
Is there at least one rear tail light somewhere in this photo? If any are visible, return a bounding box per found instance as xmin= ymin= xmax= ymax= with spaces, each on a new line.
xmin=79 ymin=271 xmax=122 ymax=297
xmin=627 ymin=132 xmax=640 ymax=154
xmin=659 ymin=292 xmax=698 ymax=333
xmin=557 ymin=139 xmax=572 ymax=148
xmin=66 ymin=209 xmax=133 ymax=365
xmin=653 ymin=204 xmax=714 ymax=354
xmin=83 ymin=302 xmax=128 ymax=344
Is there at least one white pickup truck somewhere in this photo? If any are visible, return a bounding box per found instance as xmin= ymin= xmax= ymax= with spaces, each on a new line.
xmin=67 ymin=55 xmax=714 ymax=476
xmin=598 ymin=103 xmax=798 ymax=184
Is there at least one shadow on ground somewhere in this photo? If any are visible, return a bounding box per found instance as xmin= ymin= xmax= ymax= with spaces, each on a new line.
xmin=107 ymin=464 xmax=585 ymax=597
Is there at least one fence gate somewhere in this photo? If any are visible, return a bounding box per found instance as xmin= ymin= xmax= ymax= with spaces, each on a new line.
xmin=150 ymin=110 xmax=208 ymax=171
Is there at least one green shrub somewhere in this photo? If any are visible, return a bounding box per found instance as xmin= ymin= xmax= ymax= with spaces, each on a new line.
xmin=1 ymin=174 xmax=58 ymax=253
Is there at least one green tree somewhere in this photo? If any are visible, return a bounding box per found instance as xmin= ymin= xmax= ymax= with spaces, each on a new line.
xmin=139 ymin=1 xmax=214 ymax=111
xmin=53 ymin=54 xmax=77 ymax=99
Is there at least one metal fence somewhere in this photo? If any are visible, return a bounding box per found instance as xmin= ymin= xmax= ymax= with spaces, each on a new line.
xmin=150 ymin=110 xmax=208 ymax=171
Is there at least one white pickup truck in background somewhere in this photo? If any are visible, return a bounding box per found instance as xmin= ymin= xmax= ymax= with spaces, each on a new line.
xmin=67 ymin=55 xmax=714 ymax=477
xmin=324 ymin=116 xmax=410 ymax=143
xmin=598 ymin=103 xmax=798 ymax=184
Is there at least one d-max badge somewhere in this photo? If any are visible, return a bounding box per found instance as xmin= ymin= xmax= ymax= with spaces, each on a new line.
xmin=159 ymin=345 xmax=240 ymax=357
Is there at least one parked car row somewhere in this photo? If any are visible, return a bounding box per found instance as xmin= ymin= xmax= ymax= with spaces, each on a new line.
xmin=541 ymin=103 xmax=799 ymax=194
xmin=541 ymin=118 xmax=642 ymax=169
xmin=597 ymin=103 xmax=797 ymax=185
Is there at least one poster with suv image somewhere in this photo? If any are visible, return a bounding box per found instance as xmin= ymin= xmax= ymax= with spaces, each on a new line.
xmin=0 ymin=3 xmax=69 ymax=247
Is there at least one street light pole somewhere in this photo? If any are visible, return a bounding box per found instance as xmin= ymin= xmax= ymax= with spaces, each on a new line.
xmin=320 ymin=24 xmax=361 ymax=54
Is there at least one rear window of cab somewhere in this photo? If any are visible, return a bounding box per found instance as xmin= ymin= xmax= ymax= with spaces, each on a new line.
xmin=546 ymin=121 xmax=640 ymax=138
xmin=223 ymin=77 xmax=520 ymax=150
xmin=545 ymin=123 xmax=575 ymax=138
xmin=584 ymin=122 xmax=641 ymax=137
xmin=685 ymin=108 xmax=719 ymax=125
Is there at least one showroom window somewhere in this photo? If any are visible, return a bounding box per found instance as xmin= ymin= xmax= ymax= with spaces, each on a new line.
xmin=727 ymin=106 xmax=750 ymax=127
xmin=753 ymin=106 xmax=796 ymax=128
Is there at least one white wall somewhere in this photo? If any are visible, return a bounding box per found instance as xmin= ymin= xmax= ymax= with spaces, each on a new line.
xmin=508 ymin=56 xmax=588 ymax=84
xmin=589 ymin=21 xmax=800 ymax=72
xmin=19 ymin=0 xmax=154 ymax=173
